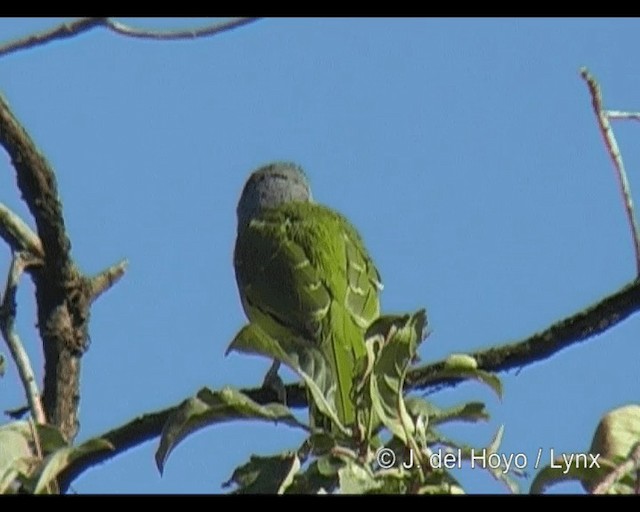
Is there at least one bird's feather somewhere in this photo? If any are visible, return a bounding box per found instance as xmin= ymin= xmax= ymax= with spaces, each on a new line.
xmin=234 ymin=201 xmax=382 ymax=426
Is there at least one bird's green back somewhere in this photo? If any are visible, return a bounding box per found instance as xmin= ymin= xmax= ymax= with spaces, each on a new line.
xmin=234 ymin=201 xmax=382 ymax=427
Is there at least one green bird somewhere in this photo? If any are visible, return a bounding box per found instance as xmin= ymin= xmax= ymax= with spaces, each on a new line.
xmin=233 ymin=162 xmax=383 ymax=428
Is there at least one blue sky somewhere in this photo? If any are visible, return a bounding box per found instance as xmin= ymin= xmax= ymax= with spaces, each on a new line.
xmin=0 ymin=18 xmax=639 ymax=494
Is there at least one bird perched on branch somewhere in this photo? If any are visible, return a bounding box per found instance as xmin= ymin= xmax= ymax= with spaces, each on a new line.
xmin=233 ymin=162 xmax=383 ymax=427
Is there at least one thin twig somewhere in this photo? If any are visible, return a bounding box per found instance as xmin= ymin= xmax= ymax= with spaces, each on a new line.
xmin=89 ymin=259 xmax=128 ymax=303
xmin=104 ymin=17 xmax=261 ymax=40
xmin=0 ymin=18 xmax=105 ymax=58
xmin=0 ymin=252 xmax=46 ymax=424
xmin=606 ymin=111 xmax=640 ymax=122
xmin=592 ymin=442 xmax=640 ymax=494
xmin=0 ymin=202 xmax=44 ymax=259
xmin=580 ymin=67 xmax=640 ymax=276
xmin=0 ymin=18 xmax=261 ymax=59
xmin=28 ymin=417 xmax=44 ymax=460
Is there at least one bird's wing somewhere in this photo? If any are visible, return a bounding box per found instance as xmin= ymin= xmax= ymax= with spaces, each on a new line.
xmin=234 ymin=201 xmax=382 ymax=425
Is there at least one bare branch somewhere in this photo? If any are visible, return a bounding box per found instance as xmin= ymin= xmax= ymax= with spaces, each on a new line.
xmin=0 ymin=93 xmax=74 ymax=285
xmin=0 ymin=252 xmax=46 ymax=424
xmin=0 ymin=18 xmax=261 ymax=59
xmin=89 ymin=259 xmax=128 ymax=303
xmin=0 ymin=91 xmax=89 ymax=441
xmin=580 ymin=67 xmax=640 ymax=276
xmin=0 ymin=18 xmax=105 ymax=59
xmin=592 ymin=442 xmax=640 ymax=494
xmin=607 ymin=111 xmax=640 ymax=122
xmin=58 ymin=406 xmax=176 ymax=492
xmin=406 ymin=278 xmax=640 ymax=391
xmin=0 ymin=202 xmax=44 ymax=259
xmin=104 ymin=17 xmax=261 ymax=40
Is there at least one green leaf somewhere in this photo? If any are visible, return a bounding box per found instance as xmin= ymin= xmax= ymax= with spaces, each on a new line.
xmin=436 ymin=354 xmax=503 ymax=399
xmin=287 ymin=457 xmax=340 ymax=494
xmin=155 ymin=386 xmax=307 ymax=473
xmin=530 ymin=457 xmax=617 ymax=495
xmin=487 ymin=424 xmax=504 ymax=454
xmin=0 ymin=421 xmax=71 ymax=494
xmin=0 ymin=422 xmax=34 ymax=494
xmin=338 ymin=459 xmax=381 ymax=494
xmin=226 ymin=323 xmax=346 ymax=434
xmin=307 ymin=432 xmax=337 ymax=456
xmin=0 ymin=353 xmax=5 ymax=377
xmin=33 ymin=437 xmax=113 ymax=494
xmin=483 ymin=426 xmax=520 ymax=493
xmin=33 ymin=424 xmax=67 ymax=455
xmin=585 ymin=404 xmax=640 ymax=493
xmin=590 ymin=404 xmax=640 ymax=463
xmin=445 ymin=353 xmax=478 ymax=370
xmin=223 ymin=452 xmax=300 ymax=494
xmin=533 ymin=404 xmax=640 ymax=494
xmin=369 ymin=466 xmax=465 ymax=495
xmin=365 ymin=310 xmax=427 ymax=445
xmin=405 ymin=397 xmax=489 ymax=426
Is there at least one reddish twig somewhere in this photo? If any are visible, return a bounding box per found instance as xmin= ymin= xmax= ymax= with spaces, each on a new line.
xmin=580 ymin=67 xmax=640 ymax=276
xmin=592 ymin=442 xmax=640 ymax=494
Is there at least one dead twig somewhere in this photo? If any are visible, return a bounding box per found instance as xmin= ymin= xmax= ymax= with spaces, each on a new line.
xmin=0 ymin=252 xmax=46 ymax=424
xmin=580 ymin=67 xmax=640 ymax=276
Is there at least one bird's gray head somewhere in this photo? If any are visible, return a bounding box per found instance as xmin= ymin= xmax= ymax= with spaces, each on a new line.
xmin=237 ymin=161 xmax=312 ymax=230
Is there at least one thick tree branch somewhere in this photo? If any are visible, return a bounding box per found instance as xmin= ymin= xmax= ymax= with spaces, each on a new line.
xmin=58 ymin=406 xmax=175 ymax=492
xmin=0 ymin=18 xmax=261 ymax=59
xmin=0 ymin=92 xmax=90 ymax=441
xmin=60 ymin=278 xmax=640 ymax=489
xmin=406 ymin=278 xmax=640 ymax=391
xmin=0 ymin=252 xmax=46 ymax=425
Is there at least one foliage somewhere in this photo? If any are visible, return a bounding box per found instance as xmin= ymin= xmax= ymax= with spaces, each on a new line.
xmin=155 ymin=309 xmax=519 ymax=494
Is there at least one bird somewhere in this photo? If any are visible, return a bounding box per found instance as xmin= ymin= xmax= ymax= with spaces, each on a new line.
xmin=233 ymin=161 xmax=383 ymax=429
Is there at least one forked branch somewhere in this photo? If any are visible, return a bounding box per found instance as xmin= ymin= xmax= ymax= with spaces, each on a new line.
xmin=581 ymin=67 xmax=640 ymax=276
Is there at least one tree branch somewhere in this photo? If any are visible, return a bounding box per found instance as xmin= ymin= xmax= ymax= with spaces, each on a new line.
xmin=0 ymin=202 xmax=44 ymax=259
xmin=0 ymin=92 xmax=90 ymax=441
xmin=0 ymin=18 xmax=261 ymax=59
xmin=58 ymin=406 xmax=176 ymax=492
xmin=0 ymin=252 xmax=46 ymax=424
xmin=581 ymin=68 xmax=640 ymax=276
xmin=592 ymin=442 xmax=640 ymax=494
xmin=89 ymin=259 xmax=128 ymax=303
xmin=0 ymin=18 xmax=105 ymax=59
xmin=59 ymin=278 xmax=640 ymax=489
xmin=407 ymin=278 xmax=640 ymax=391
xmin=103 ymin=17 xmax=261 ymax=41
